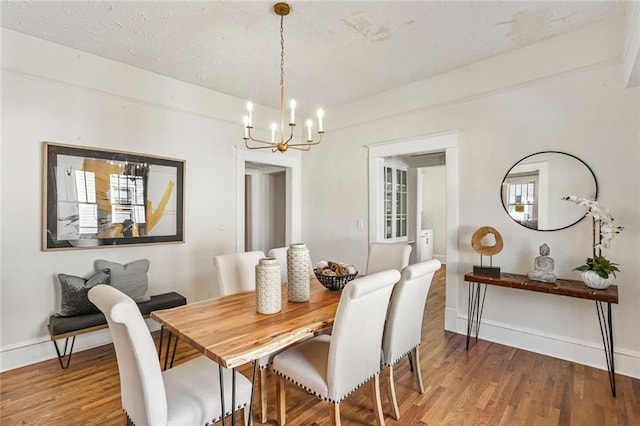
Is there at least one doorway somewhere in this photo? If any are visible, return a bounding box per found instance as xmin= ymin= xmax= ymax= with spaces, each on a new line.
xmin=244 ymin=163 xmax=286 ymax=254
xmin=367 ymin=132 xmax=459 ymax=332
xmin=235 ymin=148 xmax=302 ymax=253
xmin=416 ymin=156 xmax=447 ymax=264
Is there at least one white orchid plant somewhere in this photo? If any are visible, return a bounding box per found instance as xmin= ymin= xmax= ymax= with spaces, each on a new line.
xmin=562 ymin=195 xmax=624 ymax=279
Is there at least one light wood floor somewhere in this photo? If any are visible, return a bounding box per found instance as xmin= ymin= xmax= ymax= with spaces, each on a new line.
xmin=2 ymin=267 xmax=639 ymax=425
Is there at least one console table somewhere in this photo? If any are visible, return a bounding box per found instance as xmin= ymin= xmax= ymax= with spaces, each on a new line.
xmin=463 ymin=272 xmax=619 ymax=397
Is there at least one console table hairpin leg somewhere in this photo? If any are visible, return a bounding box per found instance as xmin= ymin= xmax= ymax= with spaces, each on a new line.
xmin=596 ymin=301 xmax=616 ymax=397
xmin=466 ymin=281 xmax=487 ymax=351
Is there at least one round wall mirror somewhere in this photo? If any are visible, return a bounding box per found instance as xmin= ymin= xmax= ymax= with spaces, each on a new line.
xmin=500 ymin=151 xmax=597 ymax=231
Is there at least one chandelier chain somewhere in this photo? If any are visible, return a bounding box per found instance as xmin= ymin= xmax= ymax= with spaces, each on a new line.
xmin=280 ymin=15 xmax=285 ymax=88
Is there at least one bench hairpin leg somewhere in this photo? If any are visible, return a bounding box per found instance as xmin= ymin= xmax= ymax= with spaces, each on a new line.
xmin=158 ymin=326 xmax=165 ymax=360
xmin=163 ymin=332 xmax=173 ymax=371
xmin=52 ymin=336 xmax=76 ymax=369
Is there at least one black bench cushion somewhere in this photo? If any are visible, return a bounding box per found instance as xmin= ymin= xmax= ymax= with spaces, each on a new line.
xmin=48 ymin=292 xmax=186 ymax=338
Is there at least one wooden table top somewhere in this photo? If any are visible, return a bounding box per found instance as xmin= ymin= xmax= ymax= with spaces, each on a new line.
xmin=464 ymin=272 xmax=618 ymax=304
xmin=151 ymin=277 xmax=342 ymax=369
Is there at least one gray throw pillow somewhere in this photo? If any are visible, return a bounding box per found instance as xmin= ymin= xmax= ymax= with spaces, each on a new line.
xmin=94 ymin=259 xmax=151 ymax=303
xmin=56 ymin=270 xmax=111 ymax=317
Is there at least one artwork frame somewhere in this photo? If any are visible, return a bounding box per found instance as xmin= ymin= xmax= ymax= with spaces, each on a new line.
xmin=43 ymin=142 xmax=185 ymax=250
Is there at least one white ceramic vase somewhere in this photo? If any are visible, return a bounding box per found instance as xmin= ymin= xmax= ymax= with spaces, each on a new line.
xmin=581 ymin=270 xmax=615 ymax=290
xmin=287 ymin=243 xmax=310 ymax=302
xmin=255 ymin=257 xmax=282 ymax=314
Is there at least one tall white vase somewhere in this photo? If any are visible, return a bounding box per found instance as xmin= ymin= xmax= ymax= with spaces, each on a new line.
xmin=255 ymin=257 xmax=282 ymax=314
xmin=287 ymin=243 xmax=310 ymax=302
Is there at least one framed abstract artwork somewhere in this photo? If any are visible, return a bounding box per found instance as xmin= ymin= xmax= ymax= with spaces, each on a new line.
xmin=43 ymin=142 xmax=184 ymax=250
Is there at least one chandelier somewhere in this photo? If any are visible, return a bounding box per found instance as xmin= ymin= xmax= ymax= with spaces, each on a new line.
xmin=243 ymin=2 xmax=324 ymax=153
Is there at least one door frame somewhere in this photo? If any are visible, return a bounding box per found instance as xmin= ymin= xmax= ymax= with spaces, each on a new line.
xmin=367 ymin=131 xmax=459 ymax=332
xmin=236 ymin=148 xmax=302 ymax=252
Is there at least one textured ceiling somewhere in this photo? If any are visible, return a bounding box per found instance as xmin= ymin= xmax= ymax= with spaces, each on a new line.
xmin=1 ymin=1 xmax=624 ymax=112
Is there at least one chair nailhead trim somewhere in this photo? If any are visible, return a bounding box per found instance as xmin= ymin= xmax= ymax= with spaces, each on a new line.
xmin=205 ymin=402 xmax=248 ymax=425
xmin=253 ymin=360 xmax=271 ymax=370
xmin=272 ymin=369 xmax=380 ymax=404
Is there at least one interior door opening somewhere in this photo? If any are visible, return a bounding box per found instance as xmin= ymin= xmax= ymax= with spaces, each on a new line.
xmin=244 ymin=162 xmax=286 ymax=254
xmin=367 ymin=132 xmax=459 ymax=332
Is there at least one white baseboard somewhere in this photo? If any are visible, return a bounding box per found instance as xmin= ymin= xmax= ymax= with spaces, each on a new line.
xmin=455 ymin=314 xmax=640 ymax=380
xmin=444 ymin=307 xmax=458 ymax=332
xmin=0 ymin=320 xmax=160 ymax=372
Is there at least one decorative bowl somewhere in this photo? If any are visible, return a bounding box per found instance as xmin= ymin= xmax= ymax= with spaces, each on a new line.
xmin=314 ymin=270 xmax=358 ymax=291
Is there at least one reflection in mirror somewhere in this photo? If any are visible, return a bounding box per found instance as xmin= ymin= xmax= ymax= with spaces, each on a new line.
xmin=501 ymin=151 xmax=597 ymax=231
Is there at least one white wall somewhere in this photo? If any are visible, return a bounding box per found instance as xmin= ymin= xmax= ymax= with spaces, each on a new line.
xmin=303 ymin=17 xmax=640 ymax=378
xmin=421 ymin=165 xmax=447 ymax=260
xmin=0 ymin=29 xmax=283 ymax=370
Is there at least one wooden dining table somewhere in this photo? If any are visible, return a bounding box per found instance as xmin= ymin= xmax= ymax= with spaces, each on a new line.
xmin=150 ymin=277 xmax=343 ymax=425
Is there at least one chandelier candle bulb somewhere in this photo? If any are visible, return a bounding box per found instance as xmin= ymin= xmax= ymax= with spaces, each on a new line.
xmin=271 ymin=123 xmax=277 ymax=143
xmin=317 ymin=109 xmax=324 ymax=132
xmin=306 ymin=119 xmax=312 ymax=141
xmin=243 ymin=116 xmax=249 ymax=138
xmin=290 ymin=100 xmax=296 ymax=124
xmin=247 ymin=102 xmax=253 ymax=126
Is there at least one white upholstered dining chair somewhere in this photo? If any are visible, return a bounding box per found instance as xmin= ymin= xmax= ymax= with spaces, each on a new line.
xmin=365 ymin=242 xmax=412 ymax=275
xmin=88 ymin=284 xmax=252 ymax=426
xmin=267 ymin=247 xmax=288 ymax=283
xmin=268 ymin=246 xmax=314 ymax=284
xmin=272 ymin=269 xmax=401 ymax=426
xmin=213 ymin=250 xmax=271 ymax=423
xmin=381 ymin=259 xmax=441 ymax=419
xmin=213 ymin=250 xmax=265 ymax=296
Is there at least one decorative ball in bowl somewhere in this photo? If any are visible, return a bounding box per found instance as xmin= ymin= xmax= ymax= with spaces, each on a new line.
xmin=314 ymin=261 xmax=358 ymax=291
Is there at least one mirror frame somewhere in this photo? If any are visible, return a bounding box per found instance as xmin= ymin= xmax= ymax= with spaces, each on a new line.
xmin=43 ymin=141 xmax=185 ymax=250
xmin=500 ymin=151 xmax=598 ymax=232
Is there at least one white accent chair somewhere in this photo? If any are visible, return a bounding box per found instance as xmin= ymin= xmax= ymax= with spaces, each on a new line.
xmin=272 ymin=269 xmax=401 ymax=426
xmin=213 ymin=250 xmax=271 ymax=423
xmin=88 ymin=284 xmax=252 ymax=426
xmin=268 ymin=246 xmax=314 ymax=284
xmin=381 ymin=259 xmax=441 ymax=419
xmin=267 ymin=247 xmax=289 ymax=283
xmin=365 ymin=242 xmax=412 ymax=275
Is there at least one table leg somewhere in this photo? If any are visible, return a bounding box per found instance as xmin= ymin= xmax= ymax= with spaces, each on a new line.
xmin=248 ymin=362 xmax=258 ymax=426
xmin=219 ymin=365 xmax=226 ymax=424
xmin=158 ymin=327 xmax=178 ymax=371
xmin=232 ymin=368 xmax=236 ymax=426
xmin=596 ymin=301 xmax=616 ymax=397
xmin=466 ymin=282 xmax=487 ymax=351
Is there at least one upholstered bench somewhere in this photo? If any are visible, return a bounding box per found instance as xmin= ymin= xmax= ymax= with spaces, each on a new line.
xmin=48 ymin=291 xmax=186 ymax=369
